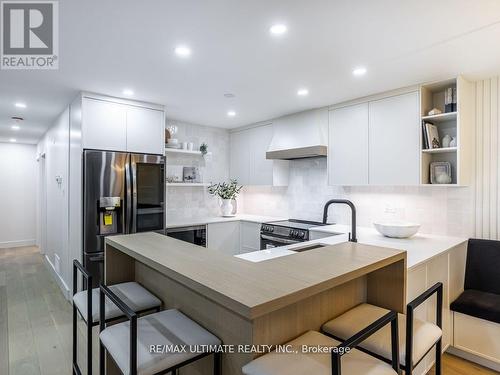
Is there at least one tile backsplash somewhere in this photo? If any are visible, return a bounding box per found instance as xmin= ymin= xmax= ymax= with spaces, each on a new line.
xmin=166 ymin=120 xmax=229 ymax=222
xmin=239 ymin=157 xmax=475 ymax=237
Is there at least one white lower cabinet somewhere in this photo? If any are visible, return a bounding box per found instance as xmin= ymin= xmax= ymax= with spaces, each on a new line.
xmin=240 ymin=221 xmax=261 ymax=254
xmin=207 ymin=221 xmax=262 ymax=255
xmin=406 ymin=243 xmax=467 ymax=375
xmin=207 ymin=222 xmax=241 ymax=256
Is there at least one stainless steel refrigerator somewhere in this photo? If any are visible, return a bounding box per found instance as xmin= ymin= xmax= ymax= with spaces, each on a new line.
xmin=83 ymin=150 xmax=165 ymax=286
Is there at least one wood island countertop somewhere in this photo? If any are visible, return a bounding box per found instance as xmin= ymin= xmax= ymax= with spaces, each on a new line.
xmin=105 ymin=232 xmax=406 ymax=319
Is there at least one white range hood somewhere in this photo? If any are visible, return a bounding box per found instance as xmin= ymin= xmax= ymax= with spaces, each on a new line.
xmin=266 ymin=108 xmax=328 ymax=160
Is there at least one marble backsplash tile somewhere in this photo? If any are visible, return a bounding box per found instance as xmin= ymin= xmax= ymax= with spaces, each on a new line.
xmin=166 ymin=120 xmax=230 ymax=222
xmin=240 ymin=157 xmax=475 ymax=237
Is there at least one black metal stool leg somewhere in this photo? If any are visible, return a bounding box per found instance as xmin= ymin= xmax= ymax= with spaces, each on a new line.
xmin=214 ymin=352 xmax=221 ymax=375
xmin=435 ymin=339 xmax=442 ymax=375
xmin=72 ymin=304 xmax=78 ymax=374
xmin=87 ymin=320 xmax=92 ymax=375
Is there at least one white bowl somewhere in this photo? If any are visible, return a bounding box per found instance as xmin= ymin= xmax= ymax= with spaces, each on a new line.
xmin=373 ymin=221 xmax=420 ymax=238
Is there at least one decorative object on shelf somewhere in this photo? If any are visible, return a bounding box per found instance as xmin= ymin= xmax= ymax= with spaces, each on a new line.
xmin=424 ymin=123 xmax=440 ymax=148
xmin=452 ymin=87 xmax=457 ymax=112
xmin=166 ymin=165 xmax=183 ymax=183
xmin=373 ymin=221 xmax=421 ymax=238
xmin=428 ymin=108 xmax=442 ymax=116
xmin=183 ymin=167 xmax=201 ymax=183
xmin=442 ymin=134 xmax=452 ymax=148
xmin=449 ymin=136 xmax=457 ymax=147
xmin=445 ymin=87 xmax=454 ymax=113
xmin=165 ymin=125 xmax=179 ymax=146
xmin=430 ymin=161 xmax=452 ymax=184
xmin=181 ymin=142 xmax=188 ymax=150
xmin=208 ymin=179 xmax=243 ymax=217
xmin=187 ymin=142 xmax=194 ymax=151
xmin=199 ymin=142 xmax=208 ymax=156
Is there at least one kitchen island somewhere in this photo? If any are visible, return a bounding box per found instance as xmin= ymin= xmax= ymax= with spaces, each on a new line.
xmin=105 ymin=232 xmax=406 ymax=375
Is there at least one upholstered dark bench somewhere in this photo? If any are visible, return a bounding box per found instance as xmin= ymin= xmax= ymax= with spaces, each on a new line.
xmin=450 ymin=239 xmax=500 ymax=324
xmin=450 ymin=238 xmax=500 ymax=367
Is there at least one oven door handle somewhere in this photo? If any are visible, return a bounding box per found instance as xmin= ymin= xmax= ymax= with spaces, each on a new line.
xmin=260 ymin=234 xmax=301 ymax=244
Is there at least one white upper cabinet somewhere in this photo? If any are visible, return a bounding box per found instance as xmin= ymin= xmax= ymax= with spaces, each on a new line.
xmin=369 ymin=92 xmax=420 ymax=185
xmin=126 ymin=106 xmax=164 ymax=154
xmin=327 ymin=91 xmax=420 ymax=186
xmin=250 ymin=124 xmax=274 ymax=185
xmin=82 ymin=96 xmax=165 ymax=155
xmin=229 ymin=124 xmax=288 ymax=186
xmin=229 ymin=129 xmax=251 ymax=185
xmin=328 ymin=103 xmax=369 ymax=185
xmin=82 ymin=98 xmax=127 ymax=152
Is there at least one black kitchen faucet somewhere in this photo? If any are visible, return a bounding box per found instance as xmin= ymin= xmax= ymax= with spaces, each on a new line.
xmin=322 ymin=199 xmax=357 ymax=242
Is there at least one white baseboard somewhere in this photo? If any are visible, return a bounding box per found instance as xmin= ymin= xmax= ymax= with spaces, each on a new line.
xmin=43 ymin=254 xmax=71 ymax=300
xmin=0 ymin=239 xmax=36 ymax=248
xmin=447 ymin=346 xmax=500 ymax=372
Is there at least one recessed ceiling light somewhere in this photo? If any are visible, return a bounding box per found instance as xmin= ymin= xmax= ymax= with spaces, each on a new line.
xmin=352 ymin=67 xmax=367 ymax=76
xmin=270 ymin=24 xmax=287 ymax=35
xmin=9 ymin=138 xmax=16 ymax=143
xmin=227 ymin=111 xmax=236 ymax=117
xmin=15 ymin=102 xmax=26 ymax=108
xmin=123 ymin=88 xmax=134 ymax=96
xmin=175 ymin=46 xmax=191 ymax=57
xmin=11 ymin=125 xmax=20 ymax=130
xmin=224 ymin=93 xmax=235 ymax=98
xmin=297 ymin=88 xmax=309 ymax=96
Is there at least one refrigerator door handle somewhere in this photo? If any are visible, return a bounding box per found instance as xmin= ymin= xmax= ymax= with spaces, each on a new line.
xmin=131 ymin=158 xmax=138 ymax=233
xmin=125 ymin=155 xmax=132 ymax=234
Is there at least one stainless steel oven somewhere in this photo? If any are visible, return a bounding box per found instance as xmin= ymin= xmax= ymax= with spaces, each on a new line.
xmin=260 ymin=234 xmax=301 ymax=249
xmin=260 ymin=220 xmax=325 ymax=250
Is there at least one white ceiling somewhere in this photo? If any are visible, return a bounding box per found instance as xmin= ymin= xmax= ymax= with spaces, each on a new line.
xmin=2 ymin=0 xmax=500 ymax=144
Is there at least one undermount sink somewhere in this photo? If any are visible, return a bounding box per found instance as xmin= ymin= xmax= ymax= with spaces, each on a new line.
xmin=291 ymin=243 xmax=329 ymax=252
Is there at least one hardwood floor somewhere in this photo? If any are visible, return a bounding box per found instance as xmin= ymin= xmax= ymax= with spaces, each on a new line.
xmin=0 ymin=246 xmax=498 ymax=375
xmin=428 ymin=354 xmax=499 ymax=375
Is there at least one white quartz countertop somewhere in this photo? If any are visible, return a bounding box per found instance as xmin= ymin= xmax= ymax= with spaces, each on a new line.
xmin=166 ymin=214 xmax=286 ymax=228
xmin=309 ymin=224 xmax=467 ymax=269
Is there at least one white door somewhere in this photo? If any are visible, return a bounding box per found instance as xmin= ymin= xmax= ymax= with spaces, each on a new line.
xmin=328 ymin=103 xmax=369 ymax=185
xmin=368 ymin=92 xmax=420 ymax=185
xmin=250 ymin=125 xmax=274 ymax=185
xmin=126 ymin=106 xmax=165 ymax=155
xmin=82 ymin=98 xmax=127 ymax=151
xmin=229 ymin=130 xmax=250 ymax=185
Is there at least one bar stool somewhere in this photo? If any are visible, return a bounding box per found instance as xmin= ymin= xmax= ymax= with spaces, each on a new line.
xmin=99 ymin=284 xmax=222 ymax=375
xmin=72 ymin=260 xmax=162 ymax=375
xmin=322 ymin=283 xmax=443 ymax=375
xmin=242 ymin=311 xmax=401 ymax=375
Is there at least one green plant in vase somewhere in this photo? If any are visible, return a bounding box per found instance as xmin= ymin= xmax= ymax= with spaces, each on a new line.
xmin=208 ymin=179 xmax=243 ymax=216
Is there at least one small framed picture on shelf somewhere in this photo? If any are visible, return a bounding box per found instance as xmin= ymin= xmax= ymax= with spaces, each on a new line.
xmin=166 ymin=165 xmax=183 ymax=183
xmin=430 ymin=162 xmax=452 ymax=184
xmin=183 ymin=167 xmax=201 ymax=183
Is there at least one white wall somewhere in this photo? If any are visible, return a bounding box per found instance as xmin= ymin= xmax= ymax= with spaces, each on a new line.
xmin=0 ymin=143 xmax=37 ymax=248
xmin=166 ymin=119 xmax=230 ymax=222
xmin=37 ymin=108 xmax=70 ymax=294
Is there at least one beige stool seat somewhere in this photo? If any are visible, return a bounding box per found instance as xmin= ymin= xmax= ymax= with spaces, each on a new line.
xmin=73 ymin=282 xmax=161 ymax=323
xmin=100 ymin=309 xmax=221 ymax=375
xmin=242 ymin=331 xmax=397 ymax=375
xmin=322 ymin=303 xmax=442 ymax=367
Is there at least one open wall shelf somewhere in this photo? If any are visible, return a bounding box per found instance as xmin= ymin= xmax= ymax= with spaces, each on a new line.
xmin=419 ymin=76 xmax=474 ymax=186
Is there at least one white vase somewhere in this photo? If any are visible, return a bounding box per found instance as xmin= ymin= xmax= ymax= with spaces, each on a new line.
xmin=220 ymin=199 xmax=233 ymax=217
